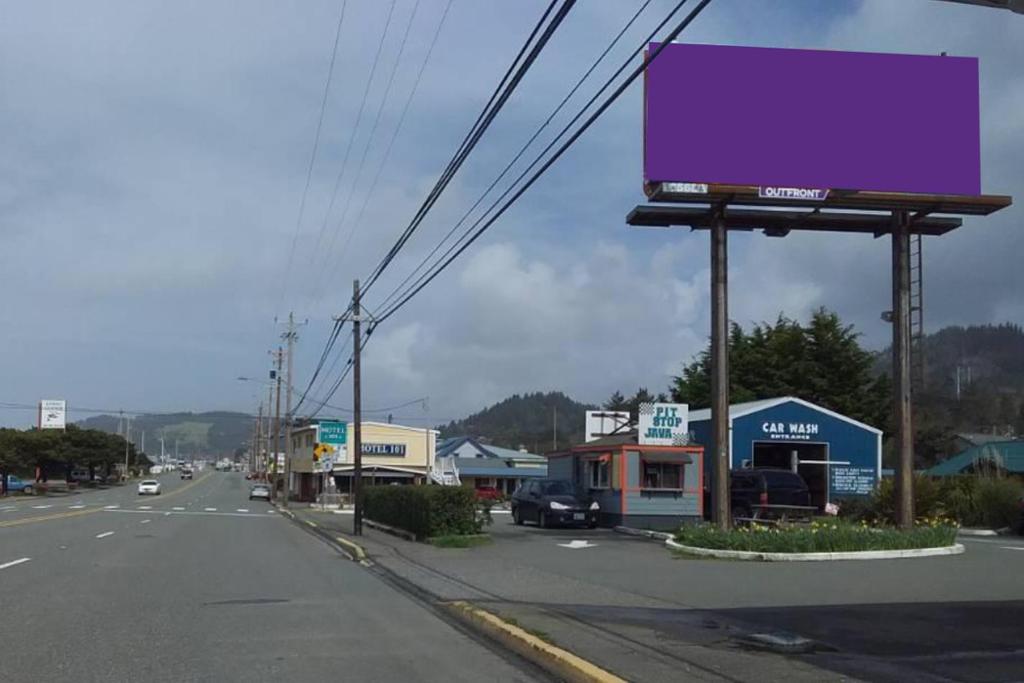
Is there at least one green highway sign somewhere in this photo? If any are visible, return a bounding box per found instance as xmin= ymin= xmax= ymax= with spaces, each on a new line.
xmin=318 ymin=421 xmax=347 ymax=446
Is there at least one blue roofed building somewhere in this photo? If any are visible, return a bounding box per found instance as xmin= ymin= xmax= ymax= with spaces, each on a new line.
xmin=924 ymin=440 xmax=1024 ymax=476
xmin=435 ymin=437 xmax=547 ymax=495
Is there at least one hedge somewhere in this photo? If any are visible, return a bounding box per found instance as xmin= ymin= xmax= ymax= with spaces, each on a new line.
xmin=363 ymin=485 xmax=482 ymax=540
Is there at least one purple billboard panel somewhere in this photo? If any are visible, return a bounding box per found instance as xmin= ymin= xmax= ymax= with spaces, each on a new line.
xmin=644 ymin=43 xmax=981 ymax=196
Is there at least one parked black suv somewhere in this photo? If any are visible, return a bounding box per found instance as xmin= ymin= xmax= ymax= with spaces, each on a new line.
xmin=729 ymin=468 xmax=812 ymax=523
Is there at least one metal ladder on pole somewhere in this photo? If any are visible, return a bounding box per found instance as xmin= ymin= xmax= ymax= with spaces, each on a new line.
xmin=910 ymin=233 xmax=925 ymax=395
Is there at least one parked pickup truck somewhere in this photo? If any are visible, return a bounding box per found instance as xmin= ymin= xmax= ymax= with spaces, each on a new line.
xmin=729 ymin=468 xmax=814 ymax=524
xmin=4 ymin=475 xmax=34 ymax=495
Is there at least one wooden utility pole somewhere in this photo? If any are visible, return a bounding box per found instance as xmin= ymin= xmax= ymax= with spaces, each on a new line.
xmin=710 ymin=208 xmax=731 ymax=530
xmin=352 ymin=279 xmax=364 ymax=536
xmin=281 ymin=312 xmax=303 ymax=509
xmin=255 ymin=402 xmax=263 ymax=473
xmin=892 ymin=210 xmax=915 ymax=529
xmin=273 ymin=347 xmax=283 ymax=489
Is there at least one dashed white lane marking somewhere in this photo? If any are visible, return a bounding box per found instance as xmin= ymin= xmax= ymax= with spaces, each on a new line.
xmin=1000 ymin=546 xmax=1024 ymax=551
xmin=104 ymin=509 xmax=268 ymax=518
xmin=0 ymin=506 xmax=17 ymax=511
xmin=138 ymin=506 xmax=152 ymax=510
xmin=172 ymin=507 xmax=185 ymax=511
xmin=236 ymin=509 xmax=249 ymax=513
xmin=32 ymin=505 xmax=53 ymax=509
xmin=95 ymin=531 xmax=115 ymax=539
xmin=69 ymin=504 xmax=86 ymax=509
xmin=204 ymin=507 xmax=217 ymax=512
xmin=104 ymin=505 xmax=119 ymax=509
xmin=140 ymin=519 xmax=151 ymax=525
xmin=0 ymin=557 xmax=31 ymax=570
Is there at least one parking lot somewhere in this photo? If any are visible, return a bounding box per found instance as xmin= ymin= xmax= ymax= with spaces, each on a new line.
xmin=294 ymin=504 xmax=1024 ymax=682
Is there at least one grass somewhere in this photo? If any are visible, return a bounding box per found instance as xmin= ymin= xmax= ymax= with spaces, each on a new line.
xmin=427 ymin=534 xmax=492 ymax=548
xmin=674 ymin=518 xmax=959 ymax=553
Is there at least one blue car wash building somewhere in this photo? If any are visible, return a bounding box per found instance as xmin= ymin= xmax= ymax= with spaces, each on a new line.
xmin=689 ymin=397 xmax=882 ymax=509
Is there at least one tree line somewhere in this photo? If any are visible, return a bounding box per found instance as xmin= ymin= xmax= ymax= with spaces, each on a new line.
xmin=0 ymin=425 xmax=150 ymax=492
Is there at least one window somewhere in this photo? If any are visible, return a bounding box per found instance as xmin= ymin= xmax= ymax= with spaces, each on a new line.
xmin=305 ymin=434 xmax=314 ymax=448
xmin=585 ymin=459 xmax=609 ymax=489
xmin=642 ymin=460 xmax=685 ymax=490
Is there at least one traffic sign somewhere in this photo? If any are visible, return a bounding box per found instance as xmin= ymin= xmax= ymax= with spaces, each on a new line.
xmin=317 ymin=421 xmax=347 ymax=446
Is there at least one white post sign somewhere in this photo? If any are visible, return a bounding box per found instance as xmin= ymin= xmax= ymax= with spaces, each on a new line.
xmin=38 ymin=400 xmax=67 ymax=430
xmin=638 ymin=403 xmax=689 ymax=446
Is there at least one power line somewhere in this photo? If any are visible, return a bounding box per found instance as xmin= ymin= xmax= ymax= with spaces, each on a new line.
xmin=309 ymin=0 xmax=424 ymax=303
xmin=374 ymin=0 xmax=713 ymax=326
xmin=375 ymin=0 xmax=657 ymax=314
xmin=359 ymin=0 xmax=572 ymax=298
xmin=276 ymin=0 xmax=349 ymax=316
xmin=304 ymin=0 xmax=399 ymax=302
xmin=333 ymin=0 xmax=455 ymax=296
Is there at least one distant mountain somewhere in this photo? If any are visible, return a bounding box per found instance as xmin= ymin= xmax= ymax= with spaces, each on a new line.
xmin=874 ymin=323 xmax=1024 ymax=465
xmin=77 ymin=411 xmax=254 ymax=458
xmin=438 ymin=391 xmax=596 ymax=454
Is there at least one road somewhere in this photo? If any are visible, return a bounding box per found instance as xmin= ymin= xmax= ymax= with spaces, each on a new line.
xmin=0 ymin=473 xmax=542 ymax=682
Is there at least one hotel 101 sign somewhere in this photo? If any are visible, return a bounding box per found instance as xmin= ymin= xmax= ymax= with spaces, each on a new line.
xmin=638 ymin=403 xmax=689 ymax=446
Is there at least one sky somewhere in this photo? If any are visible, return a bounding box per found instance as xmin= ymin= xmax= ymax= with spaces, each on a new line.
xmin=1 ymin=0 xmax=1022 ymax=431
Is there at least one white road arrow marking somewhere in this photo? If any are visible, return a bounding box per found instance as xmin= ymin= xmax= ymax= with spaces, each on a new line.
xmin=0 ymin=557 xmax=31 ymax=570
xmin=558 ymin=540 xmax=598 ymax=549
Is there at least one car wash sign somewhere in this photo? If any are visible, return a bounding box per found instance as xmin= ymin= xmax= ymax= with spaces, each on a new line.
xmin=638 ymin=403 xmax=689 ymax=446
xmin=761 ymin=421 xmax=820 ymax=441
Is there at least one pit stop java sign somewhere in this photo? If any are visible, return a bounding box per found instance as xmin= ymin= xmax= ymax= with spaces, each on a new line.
xmin=638 ymin=403 xmax=689 ymax=446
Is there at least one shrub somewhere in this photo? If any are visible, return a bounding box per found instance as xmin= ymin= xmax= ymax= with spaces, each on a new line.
xmin=935 ymin=476 xmax=1021 ymax=529
xmin=674 ymin=519 xmax=957 ymax=554
xmin=869 ymin=474 xmax=943 ymax=524
xmin=364 ymin=485 xmax=482 ymax=540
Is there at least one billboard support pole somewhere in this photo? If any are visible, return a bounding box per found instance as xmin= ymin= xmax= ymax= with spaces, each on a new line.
xmin=892 ymin=210 xmax=915 ymax=529
xmin=710 ymin=206 xmax=731 ymax=530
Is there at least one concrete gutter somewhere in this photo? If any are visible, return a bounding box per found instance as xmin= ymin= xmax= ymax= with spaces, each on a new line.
xmin=275 ymin=504 xmax=370 ymax=564
xmin=364 ymin=518 xmax=417 ymax=542
xmin=666 ymin=538 xmax=966 ymax=561
xmin=958 ymin=528 xmax=999 ymax=537
xmin=442 ymin=601 xmax=626 ymax=683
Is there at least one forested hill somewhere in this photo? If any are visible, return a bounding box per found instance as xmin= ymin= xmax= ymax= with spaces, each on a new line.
xmin=77 ymin=411 xmax=252 ymax=458
xmin=438 ymin=392 xmax=595 ymax=453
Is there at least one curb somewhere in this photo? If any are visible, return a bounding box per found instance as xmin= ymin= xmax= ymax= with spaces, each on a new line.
xmin=364 ymin=518 xmax=417 ymax=542
xmin=275 ymin=504 xmax=370 ymax=563
xmin=443 ymin=601 xmax=626 ymax=683
xmin=613 ymin=525 xmax=673 ymax=541
xmin=958 ymin=528 xmax=998 ymax=537
xmin=666 ymin=538 xmax=966 ymax=561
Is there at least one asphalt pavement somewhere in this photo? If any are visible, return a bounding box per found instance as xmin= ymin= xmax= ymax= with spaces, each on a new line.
xmin=294 ymin=507 xmax=1024 ymax=683
xmin=0 ymin=473 xmax=545 ymax=682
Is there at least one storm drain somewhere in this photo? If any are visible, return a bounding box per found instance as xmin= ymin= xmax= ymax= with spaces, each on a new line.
xmin=734 ymin=632 xmax=826 ymax=654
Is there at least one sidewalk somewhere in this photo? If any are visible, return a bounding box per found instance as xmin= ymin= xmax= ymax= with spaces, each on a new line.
xmin=287 ymin=506 xmax=851 ymax=682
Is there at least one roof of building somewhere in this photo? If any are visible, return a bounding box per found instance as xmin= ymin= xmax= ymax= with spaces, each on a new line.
xmin=924 ymin=441 xmax=1024 ymax=476
xmin=437 ymin=436 xmax=544 ymax=462
xmin=452 ymin=456 xmax=547 ymax=478
xmin=955 ymin=432 xmax=1012 ymax=447
xmin=688 ymin=396 xmax=882 ymax=435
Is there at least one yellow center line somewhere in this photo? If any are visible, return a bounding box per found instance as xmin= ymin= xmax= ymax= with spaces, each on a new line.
xmin=0 ymin=472 xmax=214 ymax=528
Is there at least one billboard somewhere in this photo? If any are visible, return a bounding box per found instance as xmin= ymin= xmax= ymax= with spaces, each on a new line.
xmin=638 ymin=403 xmax=689 ymax=446
xmin=584 ymin=410 xmax=630 ymax=442
xmin=317 ymin=421 xmax=348 ymax=464
xmin=38 ymin=400 xmax=66 ymax=430
xmin=644 ymin=43 xmax=981 ymax=196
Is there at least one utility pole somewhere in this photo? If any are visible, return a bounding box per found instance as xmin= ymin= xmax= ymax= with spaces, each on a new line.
xmin=273 ymin=347 xmax=283 ymax=490
xmin=255 ymin=402 xmax=263 ymax=473
xmin=123 ymin=415 xmax=132 ymax=479
xmin=552 ymin=406 xmax=557 ymax=451
xmin=353 ymin=280 xmax=364 ymax=535
xmin=141 ymin=430 xmax=145 ymax=456
xmin=281 ymin=312 xmax=305 ymax=508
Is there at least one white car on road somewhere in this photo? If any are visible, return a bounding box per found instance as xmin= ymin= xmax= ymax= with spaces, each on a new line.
xmin=138 ymin=480 xmax=162 ymax=495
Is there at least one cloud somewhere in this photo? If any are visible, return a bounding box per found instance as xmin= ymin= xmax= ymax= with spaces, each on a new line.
xmin=1 ymin=0 xmax=1021 ymax=431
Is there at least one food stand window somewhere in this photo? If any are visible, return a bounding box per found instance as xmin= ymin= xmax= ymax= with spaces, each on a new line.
xmin=640 ymin=452 xmax=691 ymax=490
xmin=585 ymin=456 xmax=610 ymax=489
